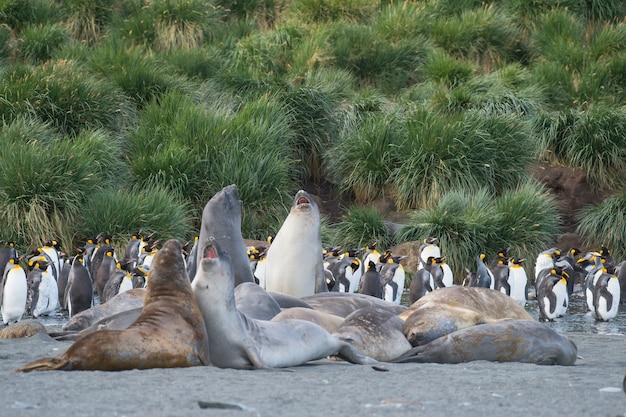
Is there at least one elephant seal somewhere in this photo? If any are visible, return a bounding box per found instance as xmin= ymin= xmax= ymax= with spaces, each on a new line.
xmin=235 ymin=282 xmax=281 ymax=321
xmin=196 ymin=184 xmax=254 ymax=286
xmin=271 ymin=307 xmax=344 ymax=333
xmin=301 ymin=292 xmax=407 ymax=318
xmin=263 ymin=190 xmax=327 ymax=297
xmin=49 ymin=307 xmax=143 ymax=341
xmin=332 ymin=307 xmax=412 ymax=362
xmin=191 ymin=237 xmax=382 ymax=369
xmin=399 ymin=286 xmax=532 ymax=346
xmin=17 ymin=239 xmax=210 ymax=372
xmin=393 ymin=320 xmax=578 ymax=365
xmin=0 ymin=319 xmax=47 ymax=339
xmin=62 ymin=288 xmax=146 ymax=331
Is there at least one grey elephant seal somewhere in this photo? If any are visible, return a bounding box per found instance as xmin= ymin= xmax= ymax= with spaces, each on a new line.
xmin=393 ymin=320 xmax=578 ymax=365
xmin=17 ymin=239 xmax=210 ymax=372
xmin=399 ymin=286 xmax=532 ymax=346
xmin=301 ymin=292 xmax=407 ymax=318
xmin=62 ymin=288 xmax=146 ymax=332
xmin=271 ymin=307 xmax=344 ymax=334
xmin=234 ymin=282 xmax=281 ymax=321
xmin=332 ymin=307 xmax=412 ymax=362
xmin=263 ymin=190 xmax=327 ymax=297
xmin=191 ymin=237 xmax=382 ymax=369
xmin=196 ymin=184 xmax=254 ymax=286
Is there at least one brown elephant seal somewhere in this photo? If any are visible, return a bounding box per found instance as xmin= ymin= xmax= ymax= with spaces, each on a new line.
xmin=0 ymin=320 xmax=47 ymax=339
xmin=195 ymin=184 xmax=254 ymax=286
xmin=62 ymin=288 xmax=146 ymax=332
xmin=301 ymin=292 xmax=407 ymax=318
xmin=271 ymin=307 xmax=344 ymax=333
xmin=17 ymin=239 xmax=210 ymax=372
xmin=392 ymin=320 xmax=578 ymax=365
xmin=263 ymin=190 xmax=327 ymax=297
xmin=332 ymin=307 xmax=412 ymax=362
xmin=191 ymin=237 xmax=382 ymax=369
xmin=399 ymin=286 xmax=532 ymax=346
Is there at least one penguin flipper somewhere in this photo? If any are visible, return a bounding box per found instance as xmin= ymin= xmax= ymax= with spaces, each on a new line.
xmin=16 ymin=356 xmax=71 ymax=372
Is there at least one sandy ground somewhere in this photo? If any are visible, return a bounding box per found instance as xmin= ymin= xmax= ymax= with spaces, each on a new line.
xmin=1 ymin=330 xmax=624 ymax=417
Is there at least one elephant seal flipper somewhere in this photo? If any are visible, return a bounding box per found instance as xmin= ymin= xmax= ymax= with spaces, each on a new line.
xmin=17 ymin=239 xmax=210 ymax=372
xmin=393 ymin=320 xmax=577 ymax=365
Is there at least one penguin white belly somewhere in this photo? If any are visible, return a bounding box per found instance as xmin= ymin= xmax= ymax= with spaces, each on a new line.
xmin=554 ymin=279 xmax=568 ymax=317
xmin=118 ymin=276 xmax=134 ymax=294
xmin=508 ymin=267 xmax=527 ymax=307
xmin=254 ymin=258 xmax=266 ymax=288
xmin=33 ymin=270 xmax=59 ymax=317
xmin=347 ymin=266 xmax=361 ymax=293
xmin=392 ymin=265 xmax=405 ymax=304
xmin=597 ymin=278 xmax=621 ymax=321
xmin=441 ymin=264 xmax=453 ymax=288
xmin=418 ymin=246 xmax=440 ymax=270
xmin=534 ymin=255 xmax=553 ymax=279
xmin=542 ymin=296 xmax=558 ymax=321
xmin=2 ymin=267 xmax=28 ymax=324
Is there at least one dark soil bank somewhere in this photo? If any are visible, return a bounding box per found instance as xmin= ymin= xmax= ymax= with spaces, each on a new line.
xmin=2 ymin=332 xmax=625 ymax=417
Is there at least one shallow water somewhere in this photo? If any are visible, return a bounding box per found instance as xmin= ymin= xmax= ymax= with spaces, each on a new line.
xmin=32 ymin=290 xmax=626 ymax=335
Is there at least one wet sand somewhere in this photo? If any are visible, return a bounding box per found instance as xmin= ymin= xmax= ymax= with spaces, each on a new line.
xmin=2 ymin=331 xmax=625 ymax=417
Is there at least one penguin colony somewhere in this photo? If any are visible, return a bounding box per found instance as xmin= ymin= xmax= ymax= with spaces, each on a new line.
xmin=0 ymin=232 xmax=623 ymax=327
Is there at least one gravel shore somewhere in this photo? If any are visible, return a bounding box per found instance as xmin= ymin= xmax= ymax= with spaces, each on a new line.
xmin=2 ymin=330 xmax=625 ymax=417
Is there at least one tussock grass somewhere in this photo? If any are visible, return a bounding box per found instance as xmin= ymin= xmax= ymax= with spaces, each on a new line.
xmin=325 ymin=111 xmax=404 ymax=203
xmin=0 ymin=117 xmax=124 ymax=249
xmin=397 ymin=180 xmax=560 ymax=279
xmin=577 ymin=188 xmax=626 ymax=260
xmin=76 ymin=184 xmax=195 ymax=245
xmin=86 ymin=40 xmax=194 ymax=106
xmin=536 ymin=104 xmax=626 ymax=190
xmin=18 ymin=23 xmax=68 ymax=64
xmin=0 ymin=59 xmax=135 ymax=135
xmin=332 ymin=205 xmax=392 ymax=250
xmin=392 ymin=108 xmax=535 ymax=209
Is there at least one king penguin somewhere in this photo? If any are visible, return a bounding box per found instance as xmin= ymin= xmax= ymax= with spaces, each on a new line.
xmin=474 ymin=253 xmax=494 ymax=289
xmin=537 ymin=267 xmax=568 ymax=322
xmin=507 ymin=257 xmax=528 ymax=307
xmin=357 ymin=260 xmax=383 ymax=299
xmin=65 ymin=252 xmax=93 ymax=317
xmin=27 ymin=257 xmax=59 ymax=317
xmin=593 ymin=272 xmax=620 ymax=321
xmin=380 ymin=255 xmax=405 ymax=304
xmin=417 ymin=237 xmax=440 ymax=271
xmin=1 ymin=256 xmax=27 ymax=325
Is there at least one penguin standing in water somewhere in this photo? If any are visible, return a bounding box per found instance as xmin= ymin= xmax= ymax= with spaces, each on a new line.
xmin=537 ymin=267 xmax=568 ymax=322
xmin=507 ymin=257 xmax=528 ymax=307
xmin=585 ymin=254 xmax=608 ymax=313
xmin=65 ymin=252 xmax=93 ymax=317
xmin=593 ymin=272 xmax=620 ymax=321
xmin=534 ymin=247 xmax=560 ymax=284
xmin=357 ymin=260 xmax=383 ymax=299
xmin=1 ymin=256 xmax=27 ymax=324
